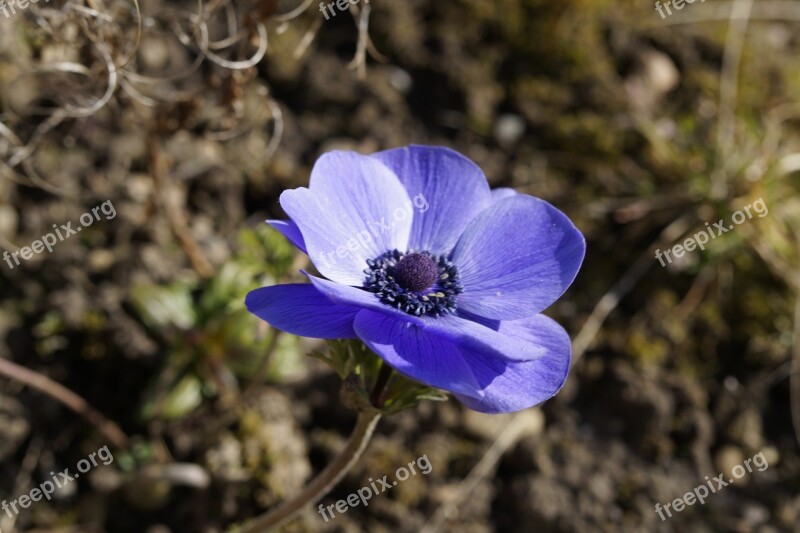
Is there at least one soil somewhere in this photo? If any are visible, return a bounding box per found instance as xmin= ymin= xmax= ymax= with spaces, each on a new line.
xmin=1 ymin=0 xmax=799 ymax=532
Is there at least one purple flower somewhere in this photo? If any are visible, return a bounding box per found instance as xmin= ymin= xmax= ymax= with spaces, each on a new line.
xmin=246 ymin=146 xmax=585 ymax=413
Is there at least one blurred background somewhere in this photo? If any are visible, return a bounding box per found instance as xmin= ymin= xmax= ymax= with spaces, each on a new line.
xmin=1 ymin=0 xmax=799 ymax=531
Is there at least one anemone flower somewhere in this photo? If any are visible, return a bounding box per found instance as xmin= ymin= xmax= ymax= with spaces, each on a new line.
xmin=246 ymin=145 xmax=585 ymax=413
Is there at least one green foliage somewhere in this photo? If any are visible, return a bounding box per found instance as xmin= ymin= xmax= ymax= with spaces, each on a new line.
xmin=131 ymin=281 xmax=198 ymax=330
xmin=313 ymin=340 xmax=449 ymax=416
xmin=141 ymin=374 xmax=204 ymax=421
xmin=133 ymin=225 xmax=302 ymax=422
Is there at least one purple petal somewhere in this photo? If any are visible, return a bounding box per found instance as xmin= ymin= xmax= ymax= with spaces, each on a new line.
xmin=491 ymin=188 xmax=517 ymax=202
xmin=267 ymin=220 xmax=307 ymax=254
xmin=353 ymin=311 xmax=571 ymax=413
xmin=305 ymin=272 xmax=425 ymax=324
xmin=245 ymin=284 xmax=359 ymax=339
xmin=305 ymin=273 xmax=546 ymax=362
xmin=371 ymin=146 xmax=492 ymax=254
xmin=280 ymin=151 xmax=413 ymax=286
xmin=353 ymin=309 xmax=482 ymax=397
xmin=453 ymin=314 xmax=571 ymax=413
xmin=451 ymin=194 xmax=585 ymax=320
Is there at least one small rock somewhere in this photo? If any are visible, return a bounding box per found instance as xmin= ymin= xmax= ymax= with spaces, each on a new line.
xmin=139 ymin=35 xmax=171 ymax=71
xmin=388 ymin=66 xmax=413 ymax=94
xmin=715 ymin=445 xmax=746 ymax=486
xmin=493 ymin=114 xmax=526 ymax=147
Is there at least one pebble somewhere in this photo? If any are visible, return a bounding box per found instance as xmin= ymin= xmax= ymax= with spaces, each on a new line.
xmin=494 ymin=114 xmax=526 ymax=146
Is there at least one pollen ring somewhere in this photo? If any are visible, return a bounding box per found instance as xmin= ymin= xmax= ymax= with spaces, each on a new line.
xmin=363 ymin=250 xmax=463 ymax=317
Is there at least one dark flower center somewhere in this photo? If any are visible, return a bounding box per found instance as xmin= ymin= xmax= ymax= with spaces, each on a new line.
xmin=363 ymin=250 xmax=463 ymax=317
xmin=394 ymin=252 xmax=439 ymax=292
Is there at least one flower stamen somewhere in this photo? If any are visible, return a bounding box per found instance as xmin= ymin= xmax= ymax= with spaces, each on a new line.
xmin=363 ymin=250 xmax=463 ymax=317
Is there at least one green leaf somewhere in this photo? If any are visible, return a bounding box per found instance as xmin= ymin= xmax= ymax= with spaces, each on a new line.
xmin=130 ymin=281 xmax=197 ymax=330
xmin=199 ymin=261 xmax=273 ymax=318
xmin=159 ymin=375 xmax=204 ymax=420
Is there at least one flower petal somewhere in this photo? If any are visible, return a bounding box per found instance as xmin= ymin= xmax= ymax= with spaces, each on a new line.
xmin=353 ymin=309 xmax=482 ymax=397
xmin=353 ymin=310 xmax=571 ymax=413
xmin=491 ymin=188 xmax=517 ymax=202
xmin=305 ymin=272 xmax=430 ymax=324
xmin=371 ymin=146 xmax=492 ymax=254
xmin=305 ymin=273 xmax=546 ymax=361
xmin=452 ymin=314 xmax=571 ymax=413
xmin=267 ymin=220 xmax=307 ymax=254
xmin=245 ymin=284 xmax=359 ymax=339
xmin=280 ymin=151 xmax=413 ymax=285
xmin=451 ymin=194 xmax=585 ymax=320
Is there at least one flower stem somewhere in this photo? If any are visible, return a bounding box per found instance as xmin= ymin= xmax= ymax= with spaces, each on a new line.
xmin=238 ymin=410 xmax=381 ymax=532
xmin=369 ymin=362 xmax=393 ymax=408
